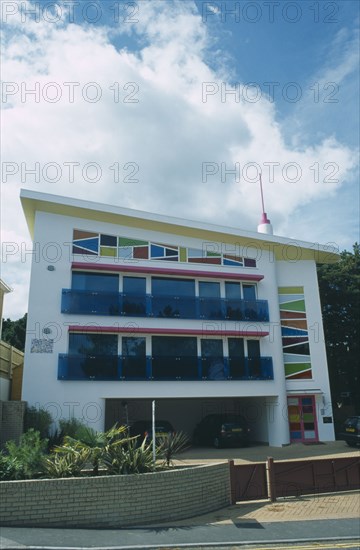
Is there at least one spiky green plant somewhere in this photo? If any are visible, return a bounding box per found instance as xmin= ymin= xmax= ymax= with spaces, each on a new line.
xmin=157 ymin=431 xmax=191 ymax=467
xmin=102 ymin=437 xmax=154 ymax=475
xmin=58 ymin=424 xmax=131 ymax=475
xmin=42 ymin=447 xmax=91 ymax=478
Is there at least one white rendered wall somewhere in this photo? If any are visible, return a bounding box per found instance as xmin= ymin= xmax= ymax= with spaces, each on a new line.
xmin=22 ymin=210 xmax=294 ymax=444
xmin=276 ymin=260 xmax=335 ymax=441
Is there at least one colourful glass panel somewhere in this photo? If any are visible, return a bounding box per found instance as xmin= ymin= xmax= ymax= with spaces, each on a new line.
xmin=133 ymin=246 xmax=149 ymax=259
xmin=280 ymin=299 xmax=306 ymax=312
xmin=100 ymin=247 xmax=117 ymax=257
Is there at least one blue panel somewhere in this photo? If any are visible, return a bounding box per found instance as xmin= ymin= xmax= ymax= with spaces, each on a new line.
xmin=281 ymin=327 xmax=308 ymax=336
xmin=73 ymin=237 xmax=99 ymax=252
xmin=151 ymin=244 xmax=164 ymax=258
xmin=223 ymin=259 xmax=242 ymax=266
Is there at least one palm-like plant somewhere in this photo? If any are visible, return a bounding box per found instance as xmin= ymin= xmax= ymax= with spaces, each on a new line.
xmin=42 ymin=446 xmax=91 ymax=478
xmin=58 ymin=424 xmax=132 ymax=475
xmin=157 ymin=431 xmax=191 ymax=467
xmin=102 ymin=437 xmax=154 ymax=475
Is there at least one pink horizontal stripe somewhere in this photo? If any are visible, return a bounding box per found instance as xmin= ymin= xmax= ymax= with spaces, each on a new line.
xmin=68 ymin=325 xmax=269 ymax=337
xmin=71 ymin=262 xmax=263 ymax=282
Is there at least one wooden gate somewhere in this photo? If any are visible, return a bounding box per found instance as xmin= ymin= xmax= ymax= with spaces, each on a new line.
xmin=229 ymin=460 xmax=268 ymax=504
xmin=273 ymin=456 xmax=360 ymax=498
xmin=230 ymin=456 xmax=360 ymax=503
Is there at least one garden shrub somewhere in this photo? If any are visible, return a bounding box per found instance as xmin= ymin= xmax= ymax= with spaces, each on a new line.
xmin=24 ymin=406 xmax=52 ymax=439
xmin=5 ymin=429 xmax=48 ymax=479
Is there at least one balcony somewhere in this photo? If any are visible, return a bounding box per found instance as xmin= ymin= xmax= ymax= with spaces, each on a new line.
xmin=61 ymin=290 xmax=269 ymax=322
xmin=58 ymin=355 xmax=273 ymax=381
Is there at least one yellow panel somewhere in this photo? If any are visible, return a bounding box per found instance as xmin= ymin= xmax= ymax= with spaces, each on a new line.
xmin=100 ymin=246 xmax=117 ymax=257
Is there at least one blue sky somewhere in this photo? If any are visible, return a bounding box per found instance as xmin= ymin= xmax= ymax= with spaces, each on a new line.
xmin=1 ymin=0 xmax=359 ymax=318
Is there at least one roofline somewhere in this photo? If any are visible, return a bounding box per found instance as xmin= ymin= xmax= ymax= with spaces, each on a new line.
xmin=20 ymin=189 xmax=340 ymax=264
xmin=0 ymin=279 xmax=12 ymax=294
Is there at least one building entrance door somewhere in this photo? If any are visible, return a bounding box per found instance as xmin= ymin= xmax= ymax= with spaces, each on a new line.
xmin=288 ymin=395 xmax=319 ymax=442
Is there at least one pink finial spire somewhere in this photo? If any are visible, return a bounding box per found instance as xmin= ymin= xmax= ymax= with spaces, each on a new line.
xmin=259 ymin=172 xmax=271 ymax=225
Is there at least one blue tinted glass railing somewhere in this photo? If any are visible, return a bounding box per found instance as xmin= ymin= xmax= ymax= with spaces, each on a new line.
xmin=58 ymin=354 xmax=120 ymax=380
xmin=61 ymin=290 xmax=121 ymax=315
xmin=122 ymin=294 xmax=147 ymax=317
xmin=61 ymin=290 xmax=269 ymax=322
xmin=150 ymin=355 xmax=199 ymax=380
xmin=151 ymin=295 xmax=197 ymax=318
xmin=228 ymin=357 xmax=273 ymax=380
xmin=58 ymin=355 xmax=273 ymax=381
xmin=225 ymin=299 xmax=269 ymax=321
xmin=199 ymin=297 xmax=225 ymax=320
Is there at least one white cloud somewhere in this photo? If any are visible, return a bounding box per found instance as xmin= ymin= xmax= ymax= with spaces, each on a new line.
xmin=1 ymin=0 xmax=358 ymax=318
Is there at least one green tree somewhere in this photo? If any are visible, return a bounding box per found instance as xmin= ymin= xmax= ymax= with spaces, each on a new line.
xmin=1 ymin=313 xmax=27 ymax=351
xmin=317 ymin=243 xmax=360 ymax=419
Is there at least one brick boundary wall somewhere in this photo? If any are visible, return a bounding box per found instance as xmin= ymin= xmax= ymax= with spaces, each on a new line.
xmin=0 ymin=462 xmax=230 ymax=528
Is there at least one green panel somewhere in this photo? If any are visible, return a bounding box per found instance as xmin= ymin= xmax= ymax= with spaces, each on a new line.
xmin=206 ymin=251 xmax=221 ymax=257
xmin=100 ymin=246 xmax=117 ymax=257
xmin=180 ymin=247 xmax=187 ymax=262
xmin=285 ymin=363 xmax=312 ymax=376
xmin=278 ymin=286 xmax=304 ymax=294
xmin=303 ymin=413 xmax=314 ymax=422
xmin=118 ymin=237 xmax=148 ymax=246
xmin=280 ymin=299 xmax=306 ymax=312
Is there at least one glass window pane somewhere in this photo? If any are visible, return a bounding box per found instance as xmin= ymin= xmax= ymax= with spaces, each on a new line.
xmin=122 ymin=337 xmax=146 ymax=356
xmin=247 ymin=340 xmax=260 ymax=357
xmin=199 ymin=281 xmax=220 ymax=298
xmin=243 ymin=284 xmax=256 ymax=300
xmin=152 ymin=336 xmax=197 ymax=356
xmin=228 ymin=338 xmax=244 ymax=357
xmin=69 ymin=333 xmax=118 ymax=355
xmin=72 ymin=272 xmax=119 ymax=292
xmin=123 ymin=276 xmax=146 ymax=295
xmin=225 ymin=282 xmax=241 ymax=299
xmin=152 ymin=277 xmax=195 ymax=297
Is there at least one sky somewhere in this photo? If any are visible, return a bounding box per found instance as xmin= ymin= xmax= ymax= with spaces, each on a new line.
xmin=1 ymin=0 xmax=359 ymax=320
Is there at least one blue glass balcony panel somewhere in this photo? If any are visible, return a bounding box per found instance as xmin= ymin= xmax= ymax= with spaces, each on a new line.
xmin=151 ymin=295 xmax=197 ymax=318
xmin=58 ymin=354 xmax=119 ymax=380
xmin=121 ymin=356 xmax=147 ymax=380
xmin=151 ymin=355 xmax=199 ymax=380
xmin=122 ymin=294 xmax=147 ymax=317
xmin=199 ymin=297 xmax=225 ymax=320
xmin=61 ymin=290 xmax=121 ymax=315
xmin=62 ymin=290 xmax=269 ymax=322
xmin=58 ymin=355 xmax=273 ymax=381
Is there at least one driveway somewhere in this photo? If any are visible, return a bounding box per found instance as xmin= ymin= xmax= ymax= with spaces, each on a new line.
xmin=174 ymin=440 xmax=359 ymax=464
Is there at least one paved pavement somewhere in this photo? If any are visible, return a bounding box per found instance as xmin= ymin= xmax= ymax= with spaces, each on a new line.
xmin=1 ymin=442 xmax=359 ymax=549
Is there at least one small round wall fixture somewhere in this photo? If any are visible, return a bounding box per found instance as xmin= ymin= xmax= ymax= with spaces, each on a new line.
xmin=47 ymin=265 xmax=55 ymax=271
xmin=43 ymin=327 xmax=52 ymax=335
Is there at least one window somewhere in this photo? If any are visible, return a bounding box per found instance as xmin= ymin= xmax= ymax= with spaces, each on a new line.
xmin=228 ymin=338 xmax=245 ymax=378
xmin=69 ymin=333 xmax=118 ymax=355
xmin=199 ymin=282 xmax=222 ymax=319
xmin=152 ymin=277 xmax=195 ymax=297
xmin=152 ymin=336 xmax=198 ymax=379
xmin=201 ymin=339 xmax=225 ymax=380
xmin=247 ymin=340 xmax=261 ymax=378
xmin=152 ymin=277 xmax=196 ymax=318
xmin=68 ymin=333 xmax=118 ymax=379
xmin=72 ymin=272 xmax=119 ymax=292
xmin=122 ymin=337 xmax=146 ymax=379
xmin=122 ymin=277 xmax=146 ymax=316
xmin=243 ymin=284 xmax=256 ymax=301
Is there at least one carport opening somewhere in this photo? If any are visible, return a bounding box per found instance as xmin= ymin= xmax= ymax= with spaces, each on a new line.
xmin=105 ymin=397 xmax=275 ymax=445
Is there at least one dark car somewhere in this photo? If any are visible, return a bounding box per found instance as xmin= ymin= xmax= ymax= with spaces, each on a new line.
xmin=193 ymin=414 xmax=250 ymax=448
xmin=340 ymin=416 xmax=360 ymax=447
xmin=129 ymin=420 xmax=174 ymax=444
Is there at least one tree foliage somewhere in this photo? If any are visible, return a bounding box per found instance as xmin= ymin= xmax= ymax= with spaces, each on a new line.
xmin=1 ymin=313 xmax=27 ymax=351
xmin=317 ymin=243 xmax=360 ymax=414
